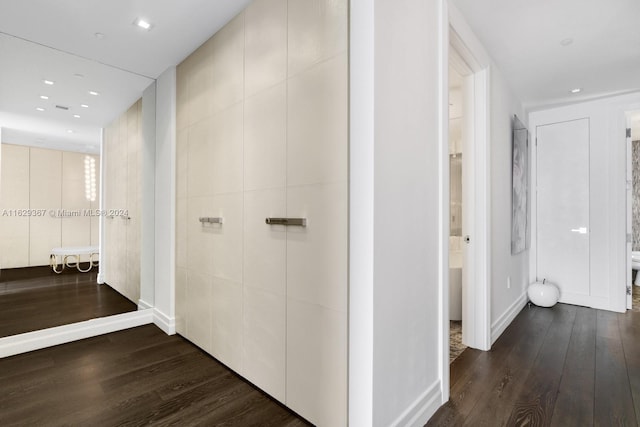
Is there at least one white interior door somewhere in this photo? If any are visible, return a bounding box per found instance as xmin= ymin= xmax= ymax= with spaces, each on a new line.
xmin=537 ymin=119 xmax=590 ymax=304
xmin=460 ymin=73 xmax=474 ymax=346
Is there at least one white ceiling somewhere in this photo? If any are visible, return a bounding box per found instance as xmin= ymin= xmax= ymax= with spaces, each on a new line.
xmin=452 ymin=0 xmax=640 ymax=111
xmin=2 ymin=1 xmax=639 ymax=153
xmin=0 ymin=0 xmax=251 ymax=153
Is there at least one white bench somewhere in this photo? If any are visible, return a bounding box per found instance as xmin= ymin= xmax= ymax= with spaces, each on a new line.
xmin=49 ymin=246 xmax=99 ymax=274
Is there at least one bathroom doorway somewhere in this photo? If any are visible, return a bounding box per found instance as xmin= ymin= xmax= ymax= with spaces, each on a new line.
xmin=440 ymin=17 xmax=492 ymax=402
xmin=448 ymin=63 xmax=467 ymax=362
xmin=627 ymin=110 xmax=640 ymax=311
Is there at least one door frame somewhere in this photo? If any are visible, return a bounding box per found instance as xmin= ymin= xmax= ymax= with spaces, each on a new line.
xmin=439 ymin=1 xmax=492 ymax=402
xmin=626 ymin=112 xmax=633 ymax=310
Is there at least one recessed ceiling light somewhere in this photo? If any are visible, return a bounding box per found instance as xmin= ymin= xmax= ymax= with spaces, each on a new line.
xmin=36 ymin=107 xmax=45 ymax=112
xmin=570 ymin=88 xmax=582 ymax=94
xmin=560 ymin=38 xmax=574 ymax=47
xmin=80 ymin=104 xmax=89 ymax=108
xmin=67 ymin=129 xmax=74 ymax=134
xmin=134 ymin=18 xmax=153 ymax=30
xmin=94 ymin=32 xmax=105 ymax=39
xmin=89 ymin=91 xmax=100 ymax=96
xmin=73 ymin=114 xmax=81 ymax=118
xmin=43 ymin=79 xmax=54 ymax=85
xmin=40 ymin=95 xmax=49 ymax=100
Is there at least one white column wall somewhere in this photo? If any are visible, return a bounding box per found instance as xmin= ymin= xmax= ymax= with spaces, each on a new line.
xmin=153 ymin=70 xmax=176 ymax=328
xmin=374 ymin=0 xmax=442 ymax=424
xmin=139 ymin=82 xmax=157 ymax=310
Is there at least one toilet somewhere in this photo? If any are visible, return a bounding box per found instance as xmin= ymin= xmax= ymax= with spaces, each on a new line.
xmin=632 ymin=251 xmax=640 ymax=286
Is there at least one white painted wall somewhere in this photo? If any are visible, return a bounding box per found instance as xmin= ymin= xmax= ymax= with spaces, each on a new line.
xmin=139 ymin=82 xmax=157 ymax=310
xmin=489 ymin=64 xmax=529 ymax=339
xmin=529 ymin=91 xmax=640 ymax=313
xmin=348 ymin=0 xmax=374 ymax=424
xmin=153 ymin=68 xmax=176 ymax=332
xmin=369 ymin=0 xmax=444 ymax=425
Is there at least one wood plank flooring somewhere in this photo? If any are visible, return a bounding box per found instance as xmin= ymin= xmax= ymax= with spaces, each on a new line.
xmin=0 ymin=325 xmax=310 ymax=426
xmin=0 ymin=270 xmax=136 ymax=338
xmin=428 ymin=303 xmax=640 ymax=426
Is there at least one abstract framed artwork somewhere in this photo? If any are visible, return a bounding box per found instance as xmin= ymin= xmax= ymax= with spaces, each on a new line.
xmin=511 ymin=115 xmax=529 ymax=254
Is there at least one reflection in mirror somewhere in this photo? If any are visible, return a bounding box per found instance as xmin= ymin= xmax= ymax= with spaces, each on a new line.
xmin=0 ymin=33 xmax=154 ymax=338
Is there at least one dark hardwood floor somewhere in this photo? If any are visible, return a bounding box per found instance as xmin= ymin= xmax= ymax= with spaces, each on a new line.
xmin=0 ymin=270 xmax=136 ymax=338
xmin=428 ymin=303 xmax=640 ymax=426
xmin=0 ymin=324 xmax=310 ymax=426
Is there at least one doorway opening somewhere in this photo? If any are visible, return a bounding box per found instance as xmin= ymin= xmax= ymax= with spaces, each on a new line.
xmin=440 ymin=19 xmax=491 ymax=402
xmin=626 ymin=110 xmax=640 ymax=311
xmin=447 ymin=63 xmax=467 ymax=363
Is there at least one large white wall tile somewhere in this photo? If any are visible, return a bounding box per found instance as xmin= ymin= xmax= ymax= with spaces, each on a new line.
xmin=176 ymin=129 xmax=188 ymax=199
xmin=243 ymin=286 xmax=286 ymax=402
xmin=244 ymin=189 xmax=286 ymax=295
xmin=287 ymin=0 xmax=348 ymax=77
xmin=209 ymin=14 xmax=245 ymax=115
xmin=187 ymin=118 xmax=214 ymax=197
xmin=211 ymin=276 xmax=244 ymax=373
xmin=30 ymin=148 xmax=62 ymax=209
xmin=0 ymin=229 xmax=29 ymax=268
xmin=287 ymin=299 xmax=347 ymax=426
xmin=244 ymin=0 xmax=287 ymax=98
xmin=176 ymin=60 xmax=190 ymax=131
xmin=0 ymin=144 xmax=30 ymax=268
xmin=244 ymin=82 xmax=286 ymax=191
xmin=30 ymin=216 xmax=62 ymax=266
xmin=210 ymin=193 xmax=244 ymax=282
xmin=176 ymin=198 xmax=188 ymax=268
xmin=61 ymin=216 xmax=91 ymax=248
xmin=0 ymin=144 xmax=29 ymax=209
xmin=30 ymin=148 xmax=62 ymax=266
xmin=187 ymin=193 xmax=243 ymax=282
xmin=186 ymin=271 xmax=213 ymax=353
xmin=209 ymin=103 xmax=244 ymax=195
xmin=287 ymin=53 xmax=348 ymax=186
xmin=175 ymin=267 xmax=187 ymax=335
xmin=186 ymin=196 xmax=216 ymax=276
xmin=188 ymin=41 xmax=215 ymax=126
xmin=287 ymin=182 xmax=347 ymax=312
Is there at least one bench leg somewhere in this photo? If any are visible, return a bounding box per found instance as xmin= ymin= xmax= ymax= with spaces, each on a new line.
xmin=50 ymin=254 xmax=64 ymax=274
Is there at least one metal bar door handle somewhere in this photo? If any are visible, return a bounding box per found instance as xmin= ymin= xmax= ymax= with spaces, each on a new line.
xmin=199 ymin=217 xmax=223 ymax=224
xmin=265 ymin=217 xmax=307 ymax=227
xmin=570 ymin=227 xmax=588 ymax=234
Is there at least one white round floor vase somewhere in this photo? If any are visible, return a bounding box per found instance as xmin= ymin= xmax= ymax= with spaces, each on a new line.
xmin=527 ymin=281 xmax=560 ymax=307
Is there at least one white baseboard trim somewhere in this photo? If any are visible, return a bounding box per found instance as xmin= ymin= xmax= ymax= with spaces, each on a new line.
xmin=138 ymin=299 xmax=154 ymax=310
xmin=491 ymin=292 xmax=527 ymax=344
xmin=97 ymin=271 xmax=105 ymax=284
xmin=0 ymin=310 xmax=154 ymax=358
xmin=390 ymin=380 xmax=442 ymax=427
xmin=153 ymin=308 xmax=176 ymax=335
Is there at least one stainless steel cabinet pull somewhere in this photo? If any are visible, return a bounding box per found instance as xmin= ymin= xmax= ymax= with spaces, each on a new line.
xmin=199 ymin=217 xmax=223 ymax=224
xmin=265 ymin=217 xmax=307 ymax=227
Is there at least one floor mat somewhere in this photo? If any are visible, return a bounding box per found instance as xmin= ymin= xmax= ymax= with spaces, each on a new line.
xmin=450 ymin=320 xmax=466 ymax=363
